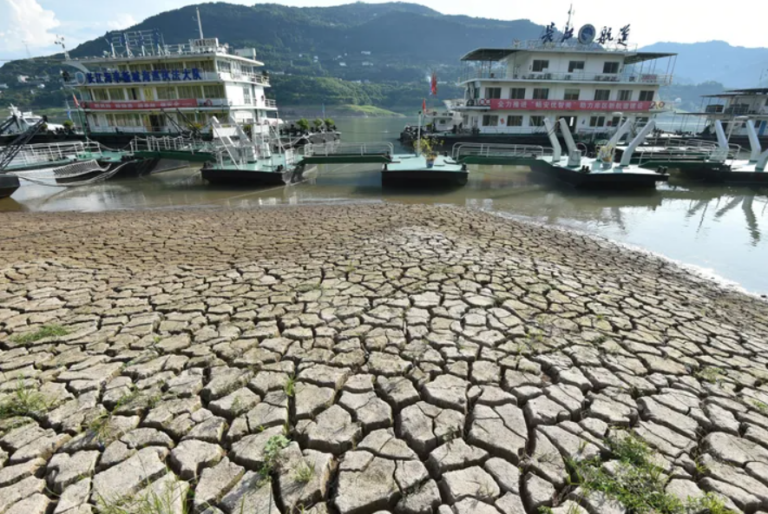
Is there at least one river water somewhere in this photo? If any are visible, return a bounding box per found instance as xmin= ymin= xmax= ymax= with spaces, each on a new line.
xmin=2 ymin=117 xmax=767 ymax=295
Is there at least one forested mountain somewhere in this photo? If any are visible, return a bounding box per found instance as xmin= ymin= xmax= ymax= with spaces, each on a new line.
xmin=641 ymin=41 xmax=768 ymax=88
xmin=1 ymin=2 xmax=766 ymax=115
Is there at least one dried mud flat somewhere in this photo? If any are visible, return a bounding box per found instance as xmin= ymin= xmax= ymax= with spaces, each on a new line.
xmin=0 ymin=203 xmax=767 ymax=514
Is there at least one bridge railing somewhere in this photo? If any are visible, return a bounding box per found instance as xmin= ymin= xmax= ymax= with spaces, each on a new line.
xmin=452 ymin=143 xmax=553 ymax=161
xmin=304 ymin=141 xmax=394 ymax=157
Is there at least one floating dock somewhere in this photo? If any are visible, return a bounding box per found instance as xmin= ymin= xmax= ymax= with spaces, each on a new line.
xmin=382 ymin=155 xmax=468 ymax=187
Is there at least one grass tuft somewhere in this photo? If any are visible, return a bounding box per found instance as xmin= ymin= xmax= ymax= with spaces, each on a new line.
xmin=0 ymin=380 xmax=50 ymax=419
xmin=284 ymin=376 xmax=296 ymax=398
xmin=10 ymin=325 xmax=69 ymax=345
xmin=569 ymin=431 xmax=736 ymax=514
xmin=293 ymin=461 xmax=315 ymax=483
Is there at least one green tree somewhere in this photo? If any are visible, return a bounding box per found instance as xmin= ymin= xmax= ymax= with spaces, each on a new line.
xmin=296 ymin=118 xmax=310 ymax=131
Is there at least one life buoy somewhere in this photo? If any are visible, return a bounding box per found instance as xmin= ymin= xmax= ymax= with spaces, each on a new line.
xmin=657 ymin=101 xmax=665 ymax=108
xmin=204 ymin=99 xmax=213 ymax=107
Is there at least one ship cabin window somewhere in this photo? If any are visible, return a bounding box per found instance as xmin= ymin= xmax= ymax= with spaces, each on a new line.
xmin=156 ymin=87 xmax=178 ymax=100
xmin=618 ymin=90 xmax=633 ymax=101
xmin=529 ymin=116 xmax=546 ymax=127
xmin=533 ymin=88 xmax=549 ymax=100
xmin=484 ymin=88 xmax=502 ymax=100
xmin=564 ymin=89 xmax=580 ymax=101
xmin=637 ymin=117 xmax=650 ymax=124
xmin=203 ymin=85 xmax=225 ymax=98
xmin=639 ymin=90 xmax=655 ymax=102
xmin=610 ymin=116 xmax=621 ymax=127
xmin=217 ymin=60 xmax=232 ymax=73
xmin=594 ymin=90 xmax=610 ymax=101
xmin=108 ymin=89 xmax=125 ymax=101
xmin=507 ymin=116 xmax=523 ymax=127
xmin=127 ymin=88 xmax=139 ymax=100
xmin=178 ymin=86 xmax=202 ymax=99
xmin=143 ymin=88 xmax=155 ymax=101
xmin=243 ymin=86 xmax=252 ymax=104
xmin=589 ymin=116 xmax=606 ymax=127
xmin=482 ymin=115 xmax=499 ymax=126
xmin=93 ymin=89 xmax=109 ymax=101
xmin=603 ymin=62 xmax=620 ymax=74
xmin=568 ymin=61 xmax=585 ymax=73
xmin=757 ymin=120 xmax=763 ymax=128
xmin=532 ymin=60 xmax=549 ymax=72
xmin=510 ymin=88 xmax=526 ymax=100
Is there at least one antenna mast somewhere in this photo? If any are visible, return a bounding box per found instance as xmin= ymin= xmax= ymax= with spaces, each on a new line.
xmin=196 ymin=7 xmax=204 ymax=39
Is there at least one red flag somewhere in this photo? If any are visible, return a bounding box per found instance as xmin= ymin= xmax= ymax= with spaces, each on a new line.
xmin=430 ymin=72 xmax=438 ymax=96
xmin=72 ymin=94 xmax=80 ymax=108
xmin=422 ymin=98 xmax=426 ymax=114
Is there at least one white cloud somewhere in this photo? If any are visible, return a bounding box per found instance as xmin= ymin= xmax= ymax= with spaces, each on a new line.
xmin=107 ymin=13 xmax=138 ymax=31
xmin=0 ymin=0 xmax=60 ymax=52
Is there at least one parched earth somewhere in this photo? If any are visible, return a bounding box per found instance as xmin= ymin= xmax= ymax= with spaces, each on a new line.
xmin=0 ymin=203 xmax=767 ymax=514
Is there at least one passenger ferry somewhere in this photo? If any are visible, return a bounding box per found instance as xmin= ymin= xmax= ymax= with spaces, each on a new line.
xmin=685 ymin=88 xmax=768 ymax=146
xmin=64 ymin=20 xmax=282 ymax=146
xmin=406 ymin=18 xmax=677 ymax=148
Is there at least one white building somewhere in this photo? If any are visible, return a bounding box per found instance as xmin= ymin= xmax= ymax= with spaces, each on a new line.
xmin=455 ymin=34 xmax=676 ymax=136
xmin=65 ymin=35 xmax=277 ymax=135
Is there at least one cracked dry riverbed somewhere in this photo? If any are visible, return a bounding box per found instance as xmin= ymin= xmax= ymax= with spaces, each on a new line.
xmin=1 ymin=203 xmax=768 ymax=514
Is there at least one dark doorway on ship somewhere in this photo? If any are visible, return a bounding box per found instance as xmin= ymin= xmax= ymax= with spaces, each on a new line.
xmin=559 ymin=116 xmax=577 ymax=131
xmin=149 ymin=115 xmax=164 ymax=133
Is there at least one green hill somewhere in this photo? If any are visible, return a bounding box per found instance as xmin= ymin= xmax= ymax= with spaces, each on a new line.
xmin=0 ymin=2 xmax=544 ymax=114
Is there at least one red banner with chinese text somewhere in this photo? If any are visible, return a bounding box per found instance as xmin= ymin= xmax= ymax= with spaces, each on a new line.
xmin=474 ymin=99 xmax=654 ymax=112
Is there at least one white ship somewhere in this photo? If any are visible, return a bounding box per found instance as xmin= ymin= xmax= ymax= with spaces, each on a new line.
xmin=417 ymin=14 xmax=678 ymax=148
xmin=64 ymin=11 xmax=280 ymax=145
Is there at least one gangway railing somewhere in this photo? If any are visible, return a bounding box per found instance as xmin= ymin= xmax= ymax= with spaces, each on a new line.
xmin=130 ymin=136 xmax=212 ymax=155
xmin=4 ymin=141 xmax=97 ymax=169
xmin=634 ymin=140 xmax=742 ymax=167
xmin=452 ymin=143 xmax=552 ymax=162
xmin=304 ymin=142 xmax=394 ymax=157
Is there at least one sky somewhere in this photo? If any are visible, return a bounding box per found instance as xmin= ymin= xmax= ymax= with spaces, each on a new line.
xmin=1 ymin=0 xmax=767 ymax=62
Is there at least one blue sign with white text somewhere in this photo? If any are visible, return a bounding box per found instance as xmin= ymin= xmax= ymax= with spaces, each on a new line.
xmin=85 ymin=68 xmax=203 ymax=84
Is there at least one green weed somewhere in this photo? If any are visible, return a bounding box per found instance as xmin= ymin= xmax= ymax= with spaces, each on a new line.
xmin=260 ymin=434 xmax=290 ymax=478
xmin=696 ymin=367 xmax=725 ymax=384
xmin=0 ymin=380 xmax=50 ymax=419
xmin=751 ymin=400 xmax=768 ymax=414
xmin=284 ymin=376 xmax=296 ymax=398
xmin=569 ymin=431 xmax=735 ymax=514
xmin=293 ymin=461 xmax=315 ymax=483
xmin=96 ymin=478 xmax=188 ymax=514
xmin=10 ymin=325 xmax=69 ymax=345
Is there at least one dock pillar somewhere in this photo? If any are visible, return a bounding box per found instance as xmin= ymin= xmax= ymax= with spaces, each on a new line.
xmin=746 ymin=121 xmax=762 ymax=163
xmin=543 ymin=118 xmax=562 ymax=163
xmin=619 ymin=120 xmax=656 ymax=167
xmin=711 ymin=121 xmax=730 ymax=163
xmin=558 ymin=118 xmax=581 ymax=167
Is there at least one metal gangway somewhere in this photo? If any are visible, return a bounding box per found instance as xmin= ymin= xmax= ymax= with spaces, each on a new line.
xmin=130 ymin=135 xmax=215 ymax=162
xmin=301 ymin=141 xmax=394 ymax=164
xmin=451 ymin=143 xmax=554 ymax=165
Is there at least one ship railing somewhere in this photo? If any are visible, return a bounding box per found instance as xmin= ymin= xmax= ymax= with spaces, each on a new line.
xmin=452 ymin=143 xmax=552 ymax=160
xmin=129 ymin=136 xmax=211 ymax=154
xmin=634 ymin=142 xmax=743 ymax=166
xmin=304 ymin=142 xmax=394 ymax=157
xmin=460 ymin=70 xmax=673 ymax=86
xmin=7 ymin=141 xmax=90 ymax=168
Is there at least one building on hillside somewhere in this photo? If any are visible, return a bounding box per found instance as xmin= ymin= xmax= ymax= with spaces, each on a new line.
xmin=65 ymin=32 xmax=277 ymax=138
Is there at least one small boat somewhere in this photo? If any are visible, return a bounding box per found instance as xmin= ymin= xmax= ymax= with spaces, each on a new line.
xmin=0 ymin=174 xmax=20 ymax=198
xmin=1 ymin=105 xmax=66 ymax=136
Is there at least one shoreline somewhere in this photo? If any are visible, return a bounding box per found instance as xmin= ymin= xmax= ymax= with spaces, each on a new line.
xmin=1 ymin=203 xmax=767 ymax=514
